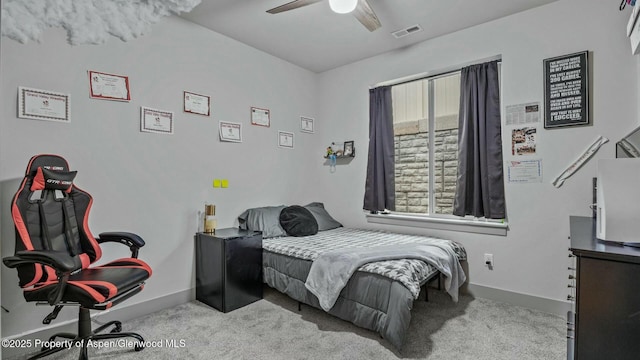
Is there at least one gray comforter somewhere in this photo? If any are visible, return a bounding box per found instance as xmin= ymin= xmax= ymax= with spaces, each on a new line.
xmin=305 ymin=241 xmax=466 ymax=311
xmin=262 ymin=228 xmax=467 ymax=350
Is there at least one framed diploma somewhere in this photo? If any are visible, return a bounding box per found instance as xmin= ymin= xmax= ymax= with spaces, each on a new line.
xmin=18 ymin=87 xmax=70 ymax=123
xmin=300 ymin=116 xmax=314 ymax=133
xmin=89 ymin=70 xmax=131 ymax=101
xmin=140 ymin=106 xmax=174 ymax=135
xmin=251 ymin=107 xmax=270 ymax=127
xmin=278 ymin=131 xmax=294 ymax=149
xmin=184 ymin=91 xmax=210 ymax=116
xmin=219 ymin=121 xmax=242 ymax=143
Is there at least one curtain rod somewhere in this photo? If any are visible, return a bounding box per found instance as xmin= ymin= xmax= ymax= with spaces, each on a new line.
xmin=371 ymin=54 xmax=502 ymax=89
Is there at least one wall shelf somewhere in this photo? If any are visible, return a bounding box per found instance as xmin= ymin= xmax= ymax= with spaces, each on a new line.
xmin=324 ymin=141 xmax=355 ymax=161
xmin=323 ymin=156 xmax=354 ymax=166
xmin=323 ymin=154 xmax=355 ymax=160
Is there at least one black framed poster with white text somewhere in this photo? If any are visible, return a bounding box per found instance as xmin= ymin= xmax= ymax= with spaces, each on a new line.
xmin=543 ymin=51 xmax=590 ymax=129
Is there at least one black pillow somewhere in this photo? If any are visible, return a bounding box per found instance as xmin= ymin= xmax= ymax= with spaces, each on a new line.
xmin=279 ymin=205 xmax=318 ymax=237
xmin=31 ymin=167 xmax=77 ymax=192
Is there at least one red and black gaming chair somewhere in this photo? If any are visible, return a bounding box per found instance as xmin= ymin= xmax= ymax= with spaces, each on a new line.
xmin=3 ymin=154 xmax=152 ymax=359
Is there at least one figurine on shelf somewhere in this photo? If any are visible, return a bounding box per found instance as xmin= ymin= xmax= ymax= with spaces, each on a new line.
xmin=326 ymin=146 xmax=334 ymax=157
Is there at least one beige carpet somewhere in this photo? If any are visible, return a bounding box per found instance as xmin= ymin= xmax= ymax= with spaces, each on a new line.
xmin=12 ymin=286 xmax=566 ymax=360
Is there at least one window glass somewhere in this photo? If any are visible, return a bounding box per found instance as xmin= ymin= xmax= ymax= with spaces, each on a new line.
xmin=392 ymin=72 xmax=461 ymax=215
xmin=392 ymin=79 xmax=429 ymax=213
xmin=433 ymin=73 xmax=460 ymax=215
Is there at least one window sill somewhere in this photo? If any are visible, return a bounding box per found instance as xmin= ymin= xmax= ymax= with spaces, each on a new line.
xmin=365 ymin=212 xmax=508 ymax=236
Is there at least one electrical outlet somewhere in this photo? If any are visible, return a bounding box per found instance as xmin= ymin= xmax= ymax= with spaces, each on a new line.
xmin=484 ymin=253 xmax=494 ymax=269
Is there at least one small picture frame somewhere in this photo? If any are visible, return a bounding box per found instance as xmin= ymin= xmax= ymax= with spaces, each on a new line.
xmin=184 ymin=91 xmax=211 ymax=116
xmin=300 ymin=116 xmax=314 ymax=133
xmin=251 ymin=107 xmax=270 ymax=127
xmin=140 ymin=106 xmax=174 ymax=135
xmin=18 ymin=87 xmax=70 ymax=123
xmin=219 ymin=121 xmax=242 ymax=143
xmin=278 ymin=131 xmax=294 ymax=149
xmin=343 ymin=141 xmax=354 ymax=157
xmin=88 ymin=70 xmax=131 ymax=102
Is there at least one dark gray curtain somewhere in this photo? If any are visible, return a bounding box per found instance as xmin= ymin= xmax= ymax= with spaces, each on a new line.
xmin=363 ymin=86 xmax=395 ymax=212
xmin=453 ymin=61 xmax=505 ymax=219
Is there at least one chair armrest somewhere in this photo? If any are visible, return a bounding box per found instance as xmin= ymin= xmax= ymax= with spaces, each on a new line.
xmin=3 ymin=251 xmax=73 ymax=305
xmin=3 ymin=250 xmax=76 ymax=273
xmin=97 ymin=232 xmax=145 ymax=258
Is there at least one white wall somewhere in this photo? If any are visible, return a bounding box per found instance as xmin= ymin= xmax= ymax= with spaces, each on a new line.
xmin=1 ymin=0 xmax=637 ymax=339
xmin=0 ymin=16 xmax=319 ymax=337
xmin=315 ymin=0 xmax=637 ymax=304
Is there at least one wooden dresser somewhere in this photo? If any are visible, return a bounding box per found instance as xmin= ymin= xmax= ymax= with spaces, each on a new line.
xmin=568 ymin=216 xmax=640 ymax=360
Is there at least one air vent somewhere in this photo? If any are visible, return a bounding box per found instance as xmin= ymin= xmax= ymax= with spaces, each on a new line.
xmin=391 ymin=24 xmax=423 ymax=39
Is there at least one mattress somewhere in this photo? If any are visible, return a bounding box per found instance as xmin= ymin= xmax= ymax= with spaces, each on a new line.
xmin=262 ymin=227 xmax=466 ymax=349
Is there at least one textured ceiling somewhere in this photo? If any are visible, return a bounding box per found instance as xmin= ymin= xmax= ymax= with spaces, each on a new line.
xmin=1 ymin=0 xmax=201 ymax=44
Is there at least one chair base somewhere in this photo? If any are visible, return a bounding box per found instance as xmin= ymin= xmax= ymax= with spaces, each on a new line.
xmin=27 ymin=307 xmax=144 ymax=360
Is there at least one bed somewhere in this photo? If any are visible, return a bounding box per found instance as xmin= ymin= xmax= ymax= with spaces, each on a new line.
xmin=238 ymin=204 xmax=467 ymax=350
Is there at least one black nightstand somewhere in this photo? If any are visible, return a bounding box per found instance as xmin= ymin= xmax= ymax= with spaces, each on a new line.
xmin=195 ymin=228 xmax=263 ymax=313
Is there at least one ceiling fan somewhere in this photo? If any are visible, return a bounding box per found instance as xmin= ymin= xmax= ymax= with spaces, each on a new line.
xmin=266 ymin=0 xmax=382 ymax=32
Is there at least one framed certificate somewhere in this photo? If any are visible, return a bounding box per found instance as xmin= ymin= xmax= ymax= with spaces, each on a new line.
xmin=184 ymin=91 xmax=210 ymax=116
xmin=89 ymin=70 xmax=131 ymax=101
xmin=278 ymin=131 xmax=294 ymax=149
xmin=300 ymin=116 xmax=314 ymax=133
xmin=140 ymin=106 xmax=174 ymax=135
xmin=18 ymin=87 xmax=70 ymax=123
xmin=219 ymin=121 xmax=242 ymax=143
xmin=251 ymin=107 xmax=270 ymax=127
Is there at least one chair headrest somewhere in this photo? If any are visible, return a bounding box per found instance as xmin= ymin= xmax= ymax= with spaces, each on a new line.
xmin=31 ymin=167 xmax=77 ymax=192
xmin=25 ymin=154 xmax=70 ymax=176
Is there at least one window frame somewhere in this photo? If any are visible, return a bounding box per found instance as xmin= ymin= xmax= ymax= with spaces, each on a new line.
xmin=367 ymin=56 xmax=507 ymax=236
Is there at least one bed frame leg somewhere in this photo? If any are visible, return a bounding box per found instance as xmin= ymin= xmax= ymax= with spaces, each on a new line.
xmin=423 ymin=273 xmax=443 ymax=302
xmin=298 ymin=301 xmax=302 ymax=311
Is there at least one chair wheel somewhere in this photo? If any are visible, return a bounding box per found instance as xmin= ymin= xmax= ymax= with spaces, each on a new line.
xmin=110 ymin=324 xmax=122 ymax=333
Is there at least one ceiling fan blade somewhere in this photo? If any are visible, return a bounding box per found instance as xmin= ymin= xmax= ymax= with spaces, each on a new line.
xmin=266 ymin=0 xmax=324 ymax=14
xmin=352 ymin=0 xmax=381 ymax=32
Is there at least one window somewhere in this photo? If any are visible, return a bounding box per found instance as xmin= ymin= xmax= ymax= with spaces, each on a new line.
xmin=365 ymin=59 xmax=506 ymax=234
xmin=389 ymin=64 xmax=505 ymax=222
xmin=392 ymin=71 xmax=462 ymax=216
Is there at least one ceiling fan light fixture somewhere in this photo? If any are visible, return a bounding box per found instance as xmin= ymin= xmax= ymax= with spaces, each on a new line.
xmin=329 ymin=0 xmax=358 ymax=14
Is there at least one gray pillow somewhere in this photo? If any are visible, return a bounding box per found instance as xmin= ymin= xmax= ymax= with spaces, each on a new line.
xmin=304 ymin=202 xmax=342 ymax=231
xmin=238 ymin=205 xmax=287 ymax=238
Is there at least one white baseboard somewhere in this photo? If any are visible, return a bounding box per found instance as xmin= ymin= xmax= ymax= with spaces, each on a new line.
xmin=466 ymin=283 xmax=572 ymax=317
xmin=1 ymin=288 xmax=193 ymax=359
